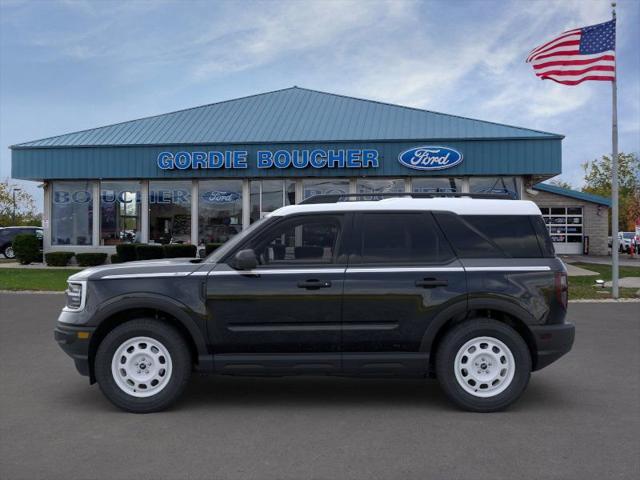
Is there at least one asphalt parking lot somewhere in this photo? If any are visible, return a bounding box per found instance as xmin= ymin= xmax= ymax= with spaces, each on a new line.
xmin=1 ymin=294 xmax=638 ymax=480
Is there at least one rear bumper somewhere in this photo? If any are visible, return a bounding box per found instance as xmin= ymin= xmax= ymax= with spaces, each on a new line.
xmin=530 ymin=322 xmax=575 ymax=371
xmin=54 ymin=323 xmax=95 ymax=377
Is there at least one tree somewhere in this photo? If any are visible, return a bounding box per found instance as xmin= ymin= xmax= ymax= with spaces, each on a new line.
xmin=548 ymin=178 xmax=573 ymax=190
xmin=582 ymin=153 xmax=640 ymax=231
xmin=0 ymin=180 xmax=41 ymax=227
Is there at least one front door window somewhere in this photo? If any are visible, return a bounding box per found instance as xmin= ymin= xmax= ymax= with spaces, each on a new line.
xmin=246 ymin=215 xmax=343 ymax=266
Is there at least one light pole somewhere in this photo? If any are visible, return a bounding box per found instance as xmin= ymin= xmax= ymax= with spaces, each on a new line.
xmin=12 ymin=187 xmax=22 ymax=224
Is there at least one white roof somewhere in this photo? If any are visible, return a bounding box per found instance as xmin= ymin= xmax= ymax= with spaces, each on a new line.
xmin=272 ymin=197 xmax=541 ymax=216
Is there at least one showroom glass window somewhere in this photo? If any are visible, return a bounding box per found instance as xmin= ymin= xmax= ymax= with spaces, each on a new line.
xmin=302 ymin=179 xmax=349 ymax=200
xmin=149 ymin=181 xmax=191 ymax=244
xmin=469 ymin=177 xmax=519 ymax=198
xmin=100 ymin=181 xmax=141 ymax=245
xmin=198 ymin=180 xmax=243 ymax=245
xmin=51 ymin=181 xmax=93 ymax=245
xmin=356 ymin=178 xmax=405 ymax=197
xmin=249 ymin=180 xmax=295 ymax=223
xmin=413 ymin=177 xmax=461 ymax=193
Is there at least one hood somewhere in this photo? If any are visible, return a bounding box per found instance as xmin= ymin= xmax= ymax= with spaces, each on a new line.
xmin=68 ymin=258 xmax=204 ymax=281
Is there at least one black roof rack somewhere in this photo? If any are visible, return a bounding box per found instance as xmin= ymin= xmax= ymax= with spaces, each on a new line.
xmin=299 ymin=192 xmax=514 ymax=204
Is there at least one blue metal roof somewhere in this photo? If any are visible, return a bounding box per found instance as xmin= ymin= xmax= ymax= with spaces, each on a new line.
xmin=12 ymin=87 xmax=561 ymax=148
xmin=533 ymin=183 xmax=611 ymax=206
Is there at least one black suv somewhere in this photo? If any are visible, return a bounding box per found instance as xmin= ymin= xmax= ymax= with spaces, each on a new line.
xmin=55 ymin=196 xmax=574 ymax=413
xmin=0 ymin=226 xmax=43 ymax=259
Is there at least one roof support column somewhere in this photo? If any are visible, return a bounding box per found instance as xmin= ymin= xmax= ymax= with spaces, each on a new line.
xmin=461 ymin=177 xmax=470 ymax=193
xmin=43 ymin=182 xmax=51 ymax=252
xmin=140 ymin=180 xmax=149 ymax=243
xmin=191 ymin=180 xmax=198 ymax=245
xmin=242 ymin=180 xmax=250 ymax=229
xmin=92 ymin=181 xmax=99 ymax=247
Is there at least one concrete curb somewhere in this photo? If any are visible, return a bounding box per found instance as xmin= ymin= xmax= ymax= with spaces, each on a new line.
xmin=0 ymin=290 xmax=65 ymax=295
xmin=569 ymin=298 xmax=640 ymax=303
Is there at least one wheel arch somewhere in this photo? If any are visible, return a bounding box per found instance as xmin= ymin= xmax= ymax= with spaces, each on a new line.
xmin=87 ymin=295 xmax=208 ymax=383
xmin=422 ymin=296 xmax=539 ymax=374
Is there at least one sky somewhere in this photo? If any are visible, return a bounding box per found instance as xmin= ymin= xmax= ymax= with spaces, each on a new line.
xmin=1 ymin=0 xmax=639 ymax=211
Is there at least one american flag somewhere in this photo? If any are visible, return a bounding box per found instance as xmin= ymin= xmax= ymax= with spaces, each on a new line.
xmin=526 ymin=19 xmax=616 ymax=85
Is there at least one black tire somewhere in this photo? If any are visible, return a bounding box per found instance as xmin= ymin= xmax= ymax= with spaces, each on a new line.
xmin=95 ymin=319 xmax=192 ymax=413
xmin=435 ymin=318 xmax=531 ymax=412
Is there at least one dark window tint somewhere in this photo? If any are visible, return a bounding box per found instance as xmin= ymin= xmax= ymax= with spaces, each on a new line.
xmin=462 ymin=215 xmax=543 ymax=258
xmin=248 ymin=215 xmax=342 ymax=265
xmin=530 ymin=216 xmax=555 ymax=257
xmin=358 ymin=213 xmax=454 ymax=264
xmin=434 ymin=212 xmax=503 ymax=258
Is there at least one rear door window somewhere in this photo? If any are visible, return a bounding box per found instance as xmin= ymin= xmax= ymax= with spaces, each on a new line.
xmin=356 ymin=212 xmax=455 ymax=264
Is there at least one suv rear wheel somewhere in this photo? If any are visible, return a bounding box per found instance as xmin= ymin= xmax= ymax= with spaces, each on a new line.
xmin=436 ymin=319 xmax=531 ymax=412
xmin=95 ymin=319 xmax=192 ymax=413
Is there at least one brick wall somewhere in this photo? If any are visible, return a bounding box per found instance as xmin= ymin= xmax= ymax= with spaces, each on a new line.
xmin=522 ymin=189 xmax=609 ymax=256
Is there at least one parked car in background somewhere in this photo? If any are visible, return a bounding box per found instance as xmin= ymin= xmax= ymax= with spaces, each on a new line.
xmin=619 ymin=232 xmax=635 ymax=253
xmin=0 ymin=226 xmax=43 ymax=259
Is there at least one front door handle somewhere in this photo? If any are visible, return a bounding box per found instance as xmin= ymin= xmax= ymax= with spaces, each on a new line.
xmin=297 ymin=279 xmax=332 ymax=290
xmin=415 ymin=278 xmax=448 ymax=288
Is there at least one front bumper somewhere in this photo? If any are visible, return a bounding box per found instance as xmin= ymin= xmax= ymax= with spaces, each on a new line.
xmin=54 ymin=323 xmax=95 ymax=377
xmin=530 ymin=322 xmax=575 ymax=371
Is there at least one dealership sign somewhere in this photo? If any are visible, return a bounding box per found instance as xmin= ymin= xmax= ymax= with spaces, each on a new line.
xmin=398 ymin=146 xmax=463 ymax=171
xmin=157 ymin=149 xmax=380 ymax=170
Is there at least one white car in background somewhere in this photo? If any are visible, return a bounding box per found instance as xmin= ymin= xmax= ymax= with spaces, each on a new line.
xmin=619 ymin=232 xmax=636 ymax=253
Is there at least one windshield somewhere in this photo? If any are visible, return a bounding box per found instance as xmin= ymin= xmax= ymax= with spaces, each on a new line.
xmin=622 ymin=232 xmax=635 ymax=239
xmin=205 ymin=217 xmax=271 ymax=263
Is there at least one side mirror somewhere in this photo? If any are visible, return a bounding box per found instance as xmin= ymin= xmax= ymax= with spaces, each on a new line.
xmin=233 ymin=249 xmax=258 ymax=270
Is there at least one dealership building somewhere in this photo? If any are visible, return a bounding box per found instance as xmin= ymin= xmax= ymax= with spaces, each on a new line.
xmin=10 ymin=87 xmax=611 ymax=257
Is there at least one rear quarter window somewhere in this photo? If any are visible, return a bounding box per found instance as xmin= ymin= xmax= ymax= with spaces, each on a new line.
xmin=434 ymin=213 xmax=545 ymax=258
xmin=462 ymin=215 xmax=543 ymax=258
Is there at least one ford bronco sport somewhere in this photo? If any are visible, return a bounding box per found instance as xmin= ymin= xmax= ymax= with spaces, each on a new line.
xmin=55 ymin=194 xmax=574 ymax=413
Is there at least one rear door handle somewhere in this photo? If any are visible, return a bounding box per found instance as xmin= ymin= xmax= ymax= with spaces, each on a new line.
xmin=415 ymin=278 xmax=448 ymax=288
xmin=297 ymin=279 xmax=332 ymax=290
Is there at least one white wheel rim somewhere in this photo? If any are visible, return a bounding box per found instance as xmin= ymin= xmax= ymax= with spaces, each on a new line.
xmin=454 ymin=336 xmax=515 ymax=398
xmin=5 ymin=246 xmax=14 ymax=258
xmin=111 ymin=336 xmax=173 ymax=398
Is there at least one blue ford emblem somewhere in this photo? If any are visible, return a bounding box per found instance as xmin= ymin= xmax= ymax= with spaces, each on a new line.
xmin=201 ymin=191 xmax=240 ymax=203
xmin=398 ymin=146 xmax=463 ymax=171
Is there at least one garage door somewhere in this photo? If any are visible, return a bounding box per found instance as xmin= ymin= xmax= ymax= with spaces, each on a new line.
xmin=540 ymin=207 xmax=583 ymax=254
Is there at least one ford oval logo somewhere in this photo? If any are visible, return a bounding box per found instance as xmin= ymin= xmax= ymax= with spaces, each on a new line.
xmin=200 ymin=191 xmax=240 ymax=203
xmin=398 ymin=146 xmax=463 ymax=171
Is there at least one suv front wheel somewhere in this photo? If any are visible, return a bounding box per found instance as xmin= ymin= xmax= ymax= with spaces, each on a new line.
xmin=436 ymin=319 xmax=531 ymax=412
xmin=95 ymin=319 xmax=192 ymax=413
xmin=3 ymin=244 xmax=15 ymax=259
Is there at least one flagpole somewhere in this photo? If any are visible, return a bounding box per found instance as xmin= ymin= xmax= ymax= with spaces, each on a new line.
xmin=611 ymin=1 xmax=619 ymax=298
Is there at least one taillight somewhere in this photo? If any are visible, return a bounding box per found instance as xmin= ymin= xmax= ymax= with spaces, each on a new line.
xmin=555 ymin=271 xmax=568 ymax=310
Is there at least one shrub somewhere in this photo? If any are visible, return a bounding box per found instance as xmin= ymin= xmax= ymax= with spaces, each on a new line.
xmin=116 ymin=243 xmax=138 ymax=262
xmin=45 ymin=252 xmax=75 ymax=267
xmin=110 ymin=254 xmax=122 ymax=264
xmin=205 ymin=243 xmax=224 ymax=256
xmin=12 ymin=234 xmax=41 ymax=265
xmin=135 ymin=245 xmax=164 ymax=260
xmin=75 ymin=253 xmax=108 ymax=267
xmin=163 ymin=244 xmax=197 ymax=258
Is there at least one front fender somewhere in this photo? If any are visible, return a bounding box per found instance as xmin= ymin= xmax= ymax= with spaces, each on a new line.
xmin=91 ymin=293 xmax=208 ymax=357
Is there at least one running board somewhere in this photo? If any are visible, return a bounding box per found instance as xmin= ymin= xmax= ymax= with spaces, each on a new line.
xmin=196 ymin=352 xmax=429 ymax=377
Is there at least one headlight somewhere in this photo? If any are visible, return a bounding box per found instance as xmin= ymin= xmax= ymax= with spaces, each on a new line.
xmin=65 ymin=281 xmax=86 ymax=310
